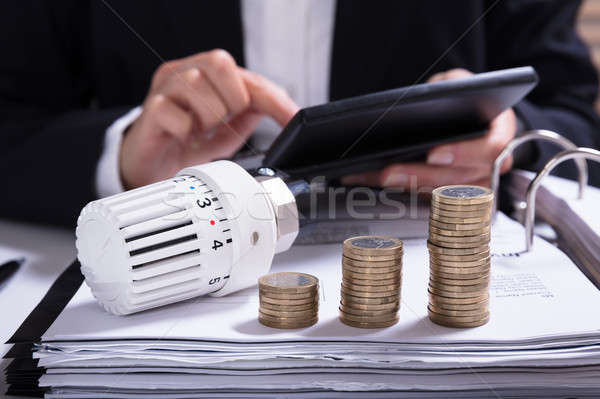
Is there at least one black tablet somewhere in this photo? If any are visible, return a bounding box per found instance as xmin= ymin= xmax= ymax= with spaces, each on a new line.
xmin=261 ymin=66 xmax=538 ymax=179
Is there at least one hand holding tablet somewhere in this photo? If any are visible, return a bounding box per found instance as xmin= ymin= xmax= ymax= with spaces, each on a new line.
xmin=260 ymin=66 xmax=538 ymax=186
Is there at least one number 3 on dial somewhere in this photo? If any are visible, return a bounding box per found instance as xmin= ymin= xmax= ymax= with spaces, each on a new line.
xmin=196 ymin=198 xmax=211 ymax=208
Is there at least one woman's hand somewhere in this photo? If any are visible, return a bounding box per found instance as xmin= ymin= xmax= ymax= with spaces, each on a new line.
xmin=341 ymin=68 xmax=516 ymax=189
xmin=120 ymin=49 xmax=299 ymax=189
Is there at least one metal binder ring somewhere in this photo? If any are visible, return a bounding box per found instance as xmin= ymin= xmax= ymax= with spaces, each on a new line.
xmin=491 ymin=130 xmax=588 ymax=219
xmin=525 ymin=148 xmax=600 ymax=251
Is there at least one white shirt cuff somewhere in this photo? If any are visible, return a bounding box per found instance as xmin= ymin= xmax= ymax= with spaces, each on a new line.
xmin=95 ymin=106 xmax=143 ymax=198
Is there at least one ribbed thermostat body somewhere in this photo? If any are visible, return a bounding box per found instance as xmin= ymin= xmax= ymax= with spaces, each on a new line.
xmin=76 ymin=161 xmax=294 ymax=315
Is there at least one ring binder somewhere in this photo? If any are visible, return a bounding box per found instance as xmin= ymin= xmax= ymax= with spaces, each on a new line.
xmin=491 ymin=129 xmax=587 ymax=219
xmin=524 ymin=147 xmax=600 ymax=251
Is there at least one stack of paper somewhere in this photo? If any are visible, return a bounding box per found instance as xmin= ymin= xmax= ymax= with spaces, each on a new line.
xmin=6 ymin=214 xmax=600 ymax=398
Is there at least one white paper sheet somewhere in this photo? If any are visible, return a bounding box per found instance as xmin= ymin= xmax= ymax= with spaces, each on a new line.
xmin=39 ymin=370 xmax=600 ymax=391
xmin=43 ymin=389 xmax=600 ymax=399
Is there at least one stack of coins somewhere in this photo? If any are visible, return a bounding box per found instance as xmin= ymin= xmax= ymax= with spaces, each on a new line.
xmin=427 ymin=185 xmax=493 ymax=328
xmin=339 ymin=236 xmax=403 ymax=328
xmin=258 ymin=272 xmax=319 ymax=329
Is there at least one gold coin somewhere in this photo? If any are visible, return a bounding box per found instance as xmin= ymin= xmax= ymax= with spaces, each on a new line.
xmin=430 ymin=255 xmax=491 ymax=266
xmin=428 ymin=308 xmax=490 ymax=324
xmin=341 ymin=282 xmax=400 ymax=294
xmin=429 ymin=282 xmax=488 ymax=296
xmin=259 ymin=301 xmax=317 ymax=312
xmin=342 ymin=263 xmax=402 ymax=274
xmin=340 ymin=297 xmax=399 ymax=310
xmin=429 ymin=262 xmax=490 ymax=275
xmin=260 ymin=296 xmax=317 ymax=306
xmin=428 ymin=290 xmax=489 ymax=304
xmin=429 ymin=219 xmax=490 ymax=231
xmin=429 ymin=225 xmax=491 ymax=237
xmin=343 ymin=252 xmax=398 ymax=262
xmin=430 ymin=270 xmax=490 ymax=280
xmin=429 ymin=213 xmax=491 ymax=224
xmin=429 ymin=279 xmax=489 ymax=293
xmin=342 ymin=269 xmax=400 ymax=281
xmin=430 ymin=206 xmax=491 ymax=218
xmin=429 ymin=297 xmax=489 ymax=311
xmin=259 ymin=290 xmax=317 ymax=300
xmin=430 ymin=273 xmax=490 ymax=286
xmin=342 ymin=280 xmax=401 ymax=292
xmin=429 ymin=250 xmax=491 ymax=262
xmin=341 ymin=256 xmax=402 ymax=268
xmin=339 ymin=308 xmax=399 ymax=323
xmin=339 ymin=304 xmax=399 ymax=317
xmin=427 ymin=241 xmax=488 ymax=255
xmin=432 ymin=185 xmax=493 ymax=205
xmin=428 ymin=237 xmax=490 ymax=249
xmin=258 ymin=315 xmax=318 ymax=329
xmin=343 ymin=236 xmax=403 ymax=256
xmin=258 ymin=272 xmax=318 ymax=294
xmin=340 ymin=293 xmax=399 ymax=305
xmin=428 ymin=304 xmax=488 ymax=317
xmin=429 ymin=260 xmax=491 ymax=279
xmin=341 ymin=285 xmax=400 ymax=298
xmin=429 ymin=259 xmax=491 ymax=276
xmin=341 ymin=276 xmax=401 ymax=287
xmin=339 ymin=315 xmax=399 ymax=328
xmin=428 ymin=285 xmax=488 ymax=299
xmin=259 ymin=307 xmax=317 ymax=318
xmin=430 ymin=215 xmax=491 ymax=225
xmin=429 ymin=232 xmax=490 ymax=244
xmin=428 ymin=308 xmax=489 ymax=322
xmin=431 ymin=200 xmax=492 ymax=212
xmin=259 ymin=310 xmax=315 ymax=322
xmin=429 ymin=314 xmax=489 ymax=328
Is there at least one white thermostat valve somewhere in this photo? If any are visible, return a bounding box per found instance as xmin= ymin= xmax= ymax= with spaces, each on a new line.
xmin=76 ymin=160 xmax=299 ymax=315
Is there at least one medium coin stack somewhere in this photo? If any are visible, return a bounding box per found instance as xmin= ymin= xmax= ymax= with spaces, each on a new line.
xmin=258 ymin=272 xmax=319 ymax=329
xmin=339 ymin=236 xmax=403 ymax=328
xmin=428 ymin=185 xmax=493 ymax=328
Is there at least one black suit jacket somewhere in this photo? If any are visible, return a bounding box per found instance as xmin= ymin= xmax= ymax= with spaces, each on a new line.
xmin=1 ymin=0 xmax=599 ymax=226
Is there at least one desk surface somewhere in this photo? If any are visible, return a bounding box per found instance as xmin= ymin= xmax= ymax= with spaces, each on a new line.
xmin=0 ymin=173 xmax=594 ymax=398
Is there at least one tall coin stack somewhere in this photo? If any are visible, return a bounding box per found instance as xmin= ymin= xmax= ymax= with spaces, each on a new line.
xmin=258 ymin=272 xmax=319 ymax=329
xmin=339 ymin=236 xmax=403 ymax=328
xmin=427 ymin=185 xmax=493 ymax=328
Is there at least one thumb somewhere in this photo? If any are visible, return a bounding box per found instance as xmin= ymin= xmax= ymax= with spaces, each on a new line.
xmin=239 ymin=68 xmax=299 ymax=127
xmin=428 ymin=68 xmax=473 ymax=83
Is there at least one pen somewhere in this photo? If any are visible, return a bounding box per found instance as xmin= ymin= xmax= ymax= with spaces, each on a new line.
xmin=0 ymin=257 xmax=24 ymax=287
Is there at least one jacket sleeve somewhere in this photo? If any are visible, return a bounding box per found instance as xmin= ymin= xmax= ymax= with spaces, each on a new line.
xmin=0 ymin=1 xmax=132 ymax=227
xmin=485 ymin=0 xmax=600 ymax=185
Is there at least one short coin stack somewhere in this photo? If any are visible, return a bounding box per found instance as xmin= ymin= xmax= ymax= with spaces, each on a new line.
xmin=427 ymin=185 xmax=493 ymax=328
xmin=339 ymin=236 xmax=403 ymax=328
xmin=258 ymin=272 xmax=319 ymax=329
